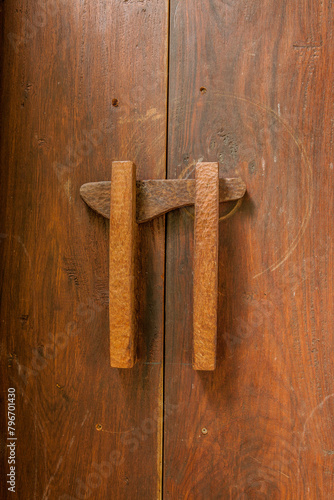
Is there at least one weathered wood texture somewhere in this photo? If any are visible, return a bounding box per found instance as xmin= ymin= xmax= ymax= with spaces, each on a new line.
xmin=109 ymin=161 xmax=137 ymax=368
xmin=0 ymin=0 xmax=168 ymax=498
xmin=193 ymin=163 xmax=219 ymax=371
xmin=80 ymin=176 xmax=246 ymax=222
xmin=164 ymin=0 xmax=334 ymax=498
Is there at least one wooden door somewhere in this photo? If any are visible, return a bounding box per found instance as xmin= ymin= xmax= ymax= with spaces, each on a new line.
xmin=1 ymin=0 xmax=334 ymax=499
xmin=164 ymin=1 xmax=334 ymax=498
xmin=0 ymin=0 xmax=168 ymax=498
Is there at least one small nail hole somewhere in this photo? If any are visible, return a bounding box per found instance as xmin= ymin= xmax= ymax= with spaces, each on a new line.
xmin=112 ymin=98 xmax=119 ymax=107
xmin=96 ymin=424 xmax=103 ymax=431
xmin=201 ymin=427 xmax=208 ymax=435
xmin=200 ymin=87 xmax=207 ymax=94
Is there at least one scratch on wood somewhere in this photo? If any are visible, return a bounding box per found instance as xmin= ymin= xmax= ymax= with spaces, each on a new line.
xmin=41 ymin=456 xmax=63 ymax=500
xmin=298 ymin=393 xmax=334 ymax=474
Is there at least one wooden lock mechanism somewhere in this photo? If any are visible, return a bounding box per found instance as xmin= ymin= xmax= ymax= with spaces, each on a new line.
xmin=80 ymin=161 xmax=246 ymax=370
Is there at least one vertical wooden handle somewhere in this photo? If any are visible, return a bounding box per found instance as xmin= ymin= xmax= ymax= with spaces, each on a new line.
xmin=193 ymin=162 xmax=219 ymax=370
xmin=108 ymin=160 xmax=219 ymax=369
xmin=109 ymin=161 xmax=137 ymax=368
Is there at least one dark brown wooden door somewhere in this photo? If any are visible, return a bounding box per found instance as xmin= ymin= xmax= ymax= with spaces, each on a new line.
xmin=164 ymin=1 xmax=334 ymax=498
xmin=0 ymin=1 xmax=168 ymax=498
xmin=1 ymin=0 xmax=334 ymax=499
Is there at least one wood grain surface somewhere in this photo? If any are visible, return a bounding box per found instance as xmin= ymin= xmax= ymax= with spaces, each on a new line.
xmin=193 ymin=163 xmax=219 ymax=371
xmin=164 ymin=0 xmax=334 ymax=498
xmin=80 ymin=176 xmax=246 ymax=222
xmin=109 ymin=161 xmax=137 ymax=368
xmin=0 ymin=0 xmax=168 ymax=498
xmin=1 ymin=0 xmax=334 ymax=498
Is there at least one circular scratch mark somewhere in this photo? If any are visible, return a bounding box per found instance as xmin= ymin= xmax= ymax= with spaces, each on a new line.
xmin=175 ymin=95 xmax=313 ymax=278
xmin=220 ymin=197 xmax=243 ymax=222
xmin=216 ymin=94 xmax=313 ymax=279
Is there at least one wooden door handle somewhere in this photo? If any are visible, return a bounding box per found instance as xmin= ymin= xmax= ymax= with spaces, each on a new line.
xmin=193 ymin=163 xmax=219 ymax=371
xmin=80 ymin=161 xmax=246 ymax=369
xmin=109 ymin=162 xmax=137 ymax=368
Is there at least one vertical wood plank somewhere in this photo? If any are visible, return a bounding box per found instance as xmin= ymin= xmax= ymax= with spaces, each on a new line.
xmin=164 ymin=0 xmax=334 ymax=497
xmin=0 ymin=0 xmax=168 ymax=498
xmin=109 ymin=161 xmax=137 ymax=368
xmin=193 ymin=162 xmax=219 ymax=371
